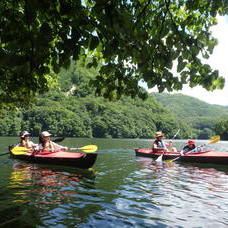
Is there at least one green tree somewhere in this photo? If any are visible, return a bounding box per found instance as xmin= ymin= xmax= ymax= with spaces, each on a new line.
xmin=1 ymin=1 xmax=227 ymax=106
xmin=0 ymin=109 xmax=22 ymax=136
xmin=214 ymin=118 xmax=228 ymax=140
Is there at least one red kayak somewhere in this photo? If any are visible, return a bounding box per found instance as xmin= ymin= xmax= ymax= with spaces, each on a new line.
xmin=9 ymin=147 xmax=97 ymax=169
xmin=135 ymin=148 xmax=228 ymax=165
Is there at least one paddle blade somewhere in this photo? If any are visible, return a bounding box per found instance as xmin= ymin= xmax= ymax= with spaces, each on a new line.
xmin=80 ymin=145 xmax=98 ymax=153
xmin=53 ymin=137 xmax=65 ymax=143
xmin=11 ymin=147 xmax=30 ymax=155
xmin=209 ymin=135 xmax=220 ymax=144
xmin=156 ymin=154 xmax=163 ymax=162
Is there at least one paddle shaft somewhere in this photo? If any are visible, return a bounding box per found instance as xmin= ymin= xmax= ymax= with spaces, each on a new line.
xmin=172 ymin=129 xmax=181 ymax=140
xmin=53 ymin=137 xmax=65 ymax=143
xmin=156 ymin=129 xmax=180 ymax=161
xmin=170 ymin=144 xmax=206 ymax=162
xmin=0 ymin=152 xmax=9 ymax=156
xmin=69 ymin=148 xmax=82 ymax=150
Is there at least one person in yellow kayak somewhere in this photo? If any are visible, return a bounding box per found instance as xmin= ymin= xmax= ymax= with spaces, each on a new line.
xmin=180 ymin=140 xmax=202 ymax=155
xmin=16 ymin=131 xmax=37 ymax=149
xmin=152 ymin=131 xmax=177 ymax=152
xmin=38 ymin=131 xmax=68 ymax=152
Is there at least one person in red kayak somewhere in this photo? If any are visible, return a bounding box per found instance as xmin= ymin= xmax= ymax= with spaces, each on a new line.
xmin=152 ymin=131 xmax=167 ymax=150
xmin=38 ymin=131 xmax=68 ymax=152
xmin=16 ymin=131 xmax=37 ymax=149
xmin=152 ymin=131 xmax=177 ymax=152
xmin=180 ymin=139 xmax=202 ymax=155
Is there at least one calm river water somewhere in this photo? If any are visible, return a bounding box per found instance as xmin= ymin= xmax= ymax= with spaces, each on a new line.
xmin=1 ymin=137 xmax=228 ymax=228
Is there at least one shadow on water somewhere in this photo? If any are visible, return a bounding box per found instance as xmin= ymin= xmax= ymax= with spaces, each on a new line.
xmin=0 ymin=160 xmax=98 ymax=227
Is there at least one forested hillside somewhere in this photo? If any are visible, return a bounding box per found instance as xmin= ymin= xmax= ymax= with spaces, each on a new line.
xmin=0 ymin=91 xmax=192 ymax=139
xmin=0 ymin=61 xmax=191 ymax=139
xmin=153 ymin=93 xmax=228 ymax=119
xmin=0 ymin=61 xmax=227 ymax=139
xmin=153 ymin=93 xmax=228 ymax=139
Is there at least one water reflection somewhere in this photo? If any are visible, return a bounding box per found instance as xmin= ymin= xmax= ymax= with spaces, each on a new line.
xmin=9 ymin=161 xmax=96 ymax=203
xmin=1 ymin=161 xmax=97 ymax=227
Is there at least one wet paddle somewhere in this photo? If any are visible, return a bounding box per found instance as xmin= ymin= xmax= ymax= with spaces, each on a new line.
xmin=165 ymin=135 xmax=221 ymax=162
xmin=10 ymin=144 xmax=98 ymax=155
xmin=156 ymin=129 xmax=180 ymax=162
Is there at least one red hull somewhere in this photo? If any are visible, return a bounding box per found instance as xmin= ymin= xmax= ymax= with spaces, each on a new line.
xmin=9 ymin=147 xmax=97 ymax=169
xmin=135 ymin=148 xmax=228 ymax=165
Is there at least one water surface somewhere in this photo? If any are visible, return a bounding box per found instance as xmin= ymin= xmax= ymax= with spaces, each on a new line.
xmin=1 ymin=137 xmax=228 ymax=227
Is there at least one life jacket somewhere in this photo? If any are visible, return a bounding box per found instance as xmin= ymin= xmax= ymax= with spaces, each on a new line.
xmin=182 ymin=145 xmax=196 ymax=153
xmin=153 ymin=139 xmax=167 ymax=148
xmin=17 ymin=140 xmax=35 ymax=149
xmin=39 ymin=141 xmax=55 ymax=152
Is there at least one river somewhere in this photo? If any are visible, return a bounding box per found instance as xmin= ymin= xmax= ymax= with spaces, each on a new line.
xmin=0 ymin=137 xmax=228 ymax=227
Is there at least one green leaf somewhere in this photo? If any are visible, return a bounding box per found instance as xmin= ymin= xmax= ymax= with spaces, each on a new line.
xmin=89 ymin=36 xmax=99 ymax=51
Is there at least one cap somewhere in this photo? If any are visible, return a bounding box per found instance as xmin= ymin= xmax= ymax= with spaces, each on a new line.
xmin=20 ymin=131 xmax=31 ymax=138
xmin=41 ymin=131 xmax=52 ymax=137
xmin=187 ymin=140 xmax=195 ymax=145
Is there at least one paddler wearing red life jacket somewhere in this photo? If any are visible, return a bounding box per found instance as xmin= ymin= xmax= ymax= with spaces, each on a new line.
xmin=38 ymin=131 xmax=68 ymax=152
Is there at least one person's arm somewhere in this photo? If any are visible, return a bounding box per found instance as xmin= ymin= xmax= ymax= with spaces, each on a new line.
xmin=180 ymin=145 xmax=188 ymax=155
xmin=152 ymin=141 xmax=158 ymax=149
xmin=52 ymin=142 xmax=68 ymax=151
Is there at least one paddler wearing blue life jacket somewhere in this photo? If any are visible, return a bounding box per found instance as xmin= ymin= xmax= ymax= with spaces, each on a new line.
xmin=152 ymin=131 xmax=177 ymax=152
xmin=152 ymin=131 xmax=168 ymax=150
xmin=38 ymin=131 xmax=68 ymax=152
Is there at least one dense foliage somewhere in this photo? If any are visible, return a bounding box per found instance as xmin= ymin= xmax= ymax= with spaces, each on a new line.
xmin=214 ymin=119 xmax=228 ymax=140
xmin=1 ymin=0 xmax=228 ymax=106
xmin=0 ymin=91 xmax=193 ymax=139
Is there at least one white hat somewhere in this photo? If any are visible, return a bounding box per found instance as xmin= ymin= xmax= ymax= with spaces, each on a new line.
xmin=41 ymin=131 xmax=52 ymax=137
xmin=20 ymin=131 xmax=31 ymax=138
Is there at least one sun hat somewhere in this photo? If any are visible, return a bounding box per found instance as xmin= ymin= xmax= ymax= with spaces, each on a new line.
xmin=187 ymin=140 xmax=195 ymax=145
xmin=20 ymin=131 xmax=31 ymax=138
xmin=41 ymin=131 xmax=52 ymax=137
xmin=155 ymin=131 xmax=164 ymax=138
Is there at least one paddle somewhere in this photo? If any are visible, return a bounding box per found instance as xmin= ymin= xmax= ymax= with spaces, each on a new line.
xmin=53 ymin=137 xmax=65 ymax=143
xmin=166 ymin=135 xmax=221 ymax=162
xmin=69 ymin=145 xmax=98 ymax=153
xmin=156 ymin=129 xmax=180 ymax=162
xmin=10 ymin=144 xmax=98 ymax=155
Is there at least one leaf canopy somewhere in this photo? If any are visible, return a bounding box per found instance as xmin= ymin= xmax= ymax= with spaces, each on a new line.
xmin=0 ymin=0 xmax=227 ymax=106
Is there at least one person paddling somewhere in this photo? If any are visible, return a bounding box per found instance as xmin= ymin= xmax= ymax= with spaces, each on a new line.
xmin=38 ymin=131 xmax=68 ymax=152
xmin=152 ymin=131 xmax=168 ymax=150
xmin=180 ymin=140 xmax=202 ymax=155
xmin=17 ymin=131 xmax=37 ymax=149
xmin=152 ymin=131 xmax=177 ymax=152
